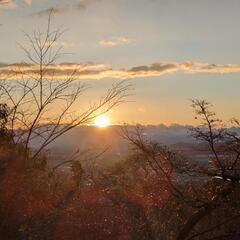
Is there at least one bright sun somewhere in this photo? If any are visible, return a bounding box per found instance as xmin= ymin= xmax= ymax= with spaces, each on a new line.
xmin=94 ymin=115 xmax=110 ymax=128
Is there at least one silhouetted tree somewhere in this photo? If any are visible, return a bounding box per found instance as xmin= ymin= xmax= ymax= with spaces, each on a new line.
xmin=0 ymin=12 xmax=130 ymax=166
xmin=0 ymin=11 xmax=130 ymax=240
xmin=118 ymin=101 xmax=240 ymax=240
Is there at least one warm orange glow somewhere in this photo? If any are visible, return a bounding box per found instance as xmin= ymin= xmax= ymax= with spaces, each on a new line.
xmin=94 ymin=115 xmax=110 ymax=128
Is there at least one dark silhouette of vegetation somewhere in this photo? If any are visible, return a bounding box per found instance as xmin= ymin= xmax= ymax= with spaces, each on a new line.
xmin=0 ymin=11 xmax=239 ymax=240
xmin=117 ymin=100 xmax=240 ymax=240
xmin=1 ymin=93 xmax=240 ymax=239
xmin=0 ymin=103 xmax=11 ymax=141
xmin=0 ymin=12 xmax=130 ymax=240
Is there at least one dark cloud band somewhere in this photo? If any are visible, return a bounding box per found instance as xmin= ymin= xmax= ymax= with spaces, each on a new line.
xmin=1 ymin=61 xmax=240 ymax=80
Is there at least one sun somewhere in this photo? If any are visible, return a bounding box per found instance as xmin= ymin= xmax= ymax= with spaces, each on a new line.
xmin=94 ymin=115 xmax=110 ymax=128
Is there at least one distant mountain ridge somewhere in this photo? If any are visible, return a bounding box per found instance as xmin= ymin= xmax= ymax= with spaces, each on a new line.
xmin=29 ymin=124 xmax=240 ymax=151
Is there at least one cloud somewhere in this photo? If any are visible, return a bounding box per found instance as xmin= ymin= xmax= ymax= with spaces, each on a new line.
xmin=180 ymin=61 xmax=240 ymax=74
xmin=77 ymin=0 xmax=103 ymax=10
xmin=127 ymin=63 xmax=178 ymax=78
xmin=0 ymin=0 xmax=12 ymax=4
xmin=0 ymin=0 xmax=16 ymax=9
xmin=1 ymin=61 xmax=240 ymax=80
xmin=53 ymin=41 xmax=75 ymax=48
xmin=0 ymin=0 xmax=31 ymax=8
xmin=99 ymin=37 xmax=133 ymax=47
xmin=32 ymin=0 xmax=104 ymax=17
xmin=1 ymin=0 xmax=103 ymax=12
xmin=24 ymin=0 xmax=31 ymax=5
xmin=32 ymin=7 xmax=68 ymax=17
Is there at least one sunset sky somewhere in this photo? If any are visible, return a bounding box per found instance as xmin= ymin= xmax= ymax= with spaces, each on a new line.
xmin=1 ymin=0 xmax=240 ymax=125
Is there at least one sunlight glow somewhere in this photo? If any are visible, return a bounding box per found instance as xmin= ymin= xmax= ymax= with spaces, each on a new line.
xmin=94 ymin=115 xmax=110 ymax=128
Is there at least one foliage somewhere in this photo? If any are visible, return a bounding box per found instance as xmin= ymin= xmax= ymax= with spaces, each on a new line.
xmin=0 ymin=103 xmax=12 ymax=142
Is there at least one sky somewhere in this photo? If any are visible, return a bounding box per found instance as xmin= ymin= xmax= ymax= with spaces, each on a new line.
xmin=0 ymin=0 xmax=240 ymax=125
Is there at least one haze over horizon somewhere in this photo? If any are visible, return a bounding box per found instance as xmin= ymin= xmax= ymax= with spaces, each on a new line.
xmin=1 ymin=0 xmax=240 ymax=125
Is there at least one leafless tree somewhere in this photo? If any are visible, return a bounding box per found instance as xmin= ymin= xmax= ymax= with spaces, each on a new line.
xmin=119 ymin=100 xmax=240 ymax=240
xmin=175 ymin=100 xmax=240 ymax=240
xmin=0 ymin=12 xmax=130 ymax=164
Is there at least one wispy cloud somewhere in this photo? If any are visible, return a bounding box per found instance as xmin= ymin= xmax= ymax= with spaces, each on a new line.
xmin=2 ymin=0 xmax=106 ymax=12
xmin=32 ymin=7 xmax=68 ymax=17
xmin=54 ymin=41 xmax=75 ymax=48
xmin=99 ymin=37 xmax=133 ymax=47
xmin=77 ymin=0 xmax=103 ymax=10
xmin=0 ymin=0 xmax=16 ymax=9
xmin=0 ymin=0 xmax=13 ymax=4
xmin=0 ymin=0 xmax=31 ymax=8
xmin=24 ymin=0 xmax=31 ymax=5
xmin=180 ymin=62 xmax=240 ymax=74
xmin=32 ymin=0 xmax=104 ymax=17
xmin=1 ymin=61 xmax=240 ymax=80
xmin=0 ymin=0 xmax=11 ymax=4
